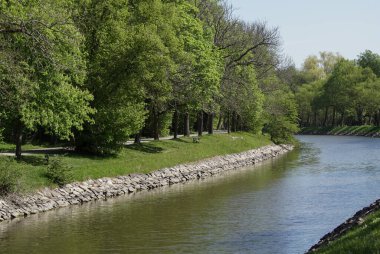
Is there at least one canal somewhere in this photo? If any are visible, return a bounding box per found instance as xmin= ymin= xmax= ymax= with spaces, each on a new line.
xmin=1 ymin=135 xmax=380 ymax=253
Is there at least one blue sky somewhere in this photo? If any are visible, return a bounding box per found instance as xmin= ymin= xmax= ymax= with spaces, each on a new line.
xmin=227 ymin=0 xmax=380 ymax=68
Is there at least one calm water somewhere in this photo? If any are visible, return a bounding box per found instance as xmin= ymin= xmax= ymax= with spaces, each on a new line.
xmin=1 ymin=135 xmax=380 ymax=253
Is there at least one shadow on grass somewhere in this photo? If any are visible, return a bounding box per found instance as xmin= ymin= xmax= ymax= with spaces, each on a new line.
xmin=172 ymin=138 xmax=191 ymax=143
xmin=19 ymin=156 xmax=46 ymax=166
xmin=125 ymin=143 xmax=164 ymax=153
xmin=64 ymin=150 xmax=119 ymax=160
xmin=23 ymin=148 xmax=74 ymax=155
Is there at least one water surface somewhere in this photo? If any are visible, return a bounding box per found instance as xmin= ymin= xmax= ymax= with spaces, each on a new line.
xmin=1 ymin=135 xmax=380 ymax=253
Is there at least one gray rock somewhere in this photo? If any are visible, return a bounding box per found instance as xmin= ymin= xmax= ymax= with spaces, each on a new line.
xmin=0 ymin=144 xmax=293 ymax=224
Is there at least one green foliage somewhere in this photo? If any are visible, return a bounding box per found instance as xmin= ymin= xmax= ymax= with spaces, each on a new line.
xmin=1 ymin=0 xmax=300 ymax=155
xmin=142 ymin=111 xmax=173 ymax=138
xmin=295 ymin=51 xmax=380 ymax=128
xmin=264 ymin=90 xmax=299 ymax=144
xmin=357 ymin=50 xmax=380 ymax=77
xmin=45 ymin=158 xmax=73 ymax=187
xmin=72 ymin=0 xmax=151 ymax=153
xmin=0 ymin=0 xmax=94 ymax=148
xmin=226 ymin=65 xmax=264 ymax=132
xmin=0 ymin=158 xmax=21 ymax=196
xmin=295 ymin=80 xmax=325 ymax=125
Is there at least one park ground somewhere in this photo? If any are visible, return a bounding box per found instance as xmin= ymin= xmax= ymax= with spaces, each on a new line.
xmin=0 ymin=132 xmax=271 ymax=193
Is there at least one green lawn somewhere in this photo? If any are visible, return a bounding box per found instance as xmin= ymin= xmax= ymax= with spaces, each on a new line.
xmin=0 ymin=142 xmax=49 ymax=152
xmin=1 ymin=132 xmax=272 ymax=192
xmin=315 ymin=210 xmax=380 ymax=254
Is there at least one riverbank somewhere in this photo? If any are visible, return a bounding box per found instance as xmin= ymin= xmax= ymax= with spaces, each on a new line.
xmin=0 ymin=133 xmax=271 ymax=191
xmin=299 ymin=126 xmax=380 ymax=137
xmin=0 ymin=144 xmax=293 ymax=223
xmin=308 ymin=199 xmax=380 ymax=253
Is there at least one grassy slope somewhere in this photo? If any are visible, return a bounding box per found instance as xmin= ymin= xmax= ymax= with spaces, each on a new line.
xmin=1 ymin=132 xmax=271 ymax=192
xmin=315 ymin=210 xmax=380 ymax=254
xmin=300 ymin=125 xmax=380 ymax=136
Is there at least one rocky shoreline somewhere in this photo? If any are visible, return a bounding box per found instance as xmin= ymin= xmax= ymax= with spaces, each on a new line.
xmin=307 ymin=199 xmax=380 ymax=253
xmin=0 ymin=144 xmax=293 ymax=223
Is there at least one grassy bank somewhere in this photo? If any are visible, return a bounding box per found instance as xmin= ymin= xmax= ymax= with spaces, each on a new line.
xmin=0 ymin=132 xmax=271 ymax=192
xmin=315 ymin=210 xmax=380 ymax=253
xmin=300 ymin=125 xmax=380 ymax=137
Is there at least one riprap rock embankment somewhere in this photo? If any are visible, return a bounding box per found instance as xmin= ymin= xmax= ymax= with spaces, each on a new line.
xmin=0 ymin=144 xmax=293 ymax=223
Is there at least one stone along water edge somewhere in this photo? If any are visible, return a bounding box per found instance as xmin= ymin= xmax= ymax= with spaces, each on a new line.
xmin=0 ymin=144 xmax=294 ymax=223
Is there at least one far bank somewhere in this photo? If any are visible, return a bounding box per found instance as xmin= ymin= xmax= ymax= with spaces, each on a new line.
xmin=299 ymin=125 xmax=380 ymax=137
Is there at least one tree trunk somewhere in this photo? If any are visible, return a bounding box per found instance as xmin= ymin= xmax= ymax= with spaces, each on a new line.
xmin=153 ymin=111 xmax=159 ymax=140
xmin=208 ymin=112 xmax=214 ymax=134
xmin=340 ymin=112 xmax=345 ymax=126
xmin=173 ymin=109 xmax=179 ymax=139
xmin=184 ymin=112 xmax=190 ymax=137
xmin=216 ymin=112 xmax=222 ymax=130
xmin=323 ymin=107 xmax=329 ymax=127
xmin=313 ymin=112 xmax=317 ymax=127
xmin=332 ymin=107 xmax=336 ymax=126
xmin=357 ymin=108 xmax=363 ymax=125
xmin=227 ymin=111 xmax=231 ymax=134
xmin=134 ymin=132 xmax=141 ymax=144
xmin=197 ymin=111 xmax=203 ymax=136
xmin=15 ymin=122 xmax=23 ymax=160
xmin=232 ymin=111 xmax=237 ymax=132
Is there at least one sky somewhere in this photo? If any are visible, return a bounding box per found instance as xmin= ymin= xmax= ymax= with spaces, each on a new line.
xmin=227 ymin=0 xmax=380 ymax=68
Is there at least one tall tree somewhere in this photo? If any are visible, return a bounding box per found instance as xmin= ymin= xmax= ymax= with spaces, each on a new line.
xmin=357 ymin=50 xmax=380 ymax=77
xmin=73 ymin=0 xmax=147 ymax=153
xmin=0 ymin=0 xmax=94 ymax=159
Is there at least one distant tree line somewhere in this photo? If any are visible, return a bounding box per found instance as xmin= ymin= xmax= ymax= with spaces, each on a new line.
xmin=0 ymin=0 xmax=298 ymax=158
xmin=295 ymin=50 xmax=380 ymax=128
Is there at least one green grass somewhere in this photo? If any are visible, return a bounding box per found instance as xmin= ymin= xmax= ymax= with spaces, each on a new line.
xmin=0 ymin=142 xmax=49 ymax=152
xmin=0 ymin=132 xmax=271 ymax=192
xmin=300 ymin=125 xmax=380 ymax=136
xmin=315 ymin=210 xmax=380 ymax=254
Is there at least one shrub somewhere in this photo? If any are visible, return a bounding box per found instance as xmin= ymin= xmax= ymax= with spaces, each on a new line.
xmin=46 ymin=158 xmax=73 ymax=187
xmin=0 ymin=159 xmax=21 ymax=196
xmin=264 ymin=116 xmax=299 ymax=144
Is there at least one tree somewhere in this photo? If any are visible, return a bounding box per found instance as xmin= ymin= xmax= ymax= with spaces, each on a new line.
xmin=296 ymin=80 xmax=325 ymax=126
xmin=357 ymin=50 xmax=380 ymax=77
xmin=299 ymin=55 xmax=326 ymax=83
xmin=73 ymin=0 xmax=147 ymax=153
xmin=0 ymin=0 xmax=94 ymax=159
xmin=169 ymin=1 xmax=222 ymax=138
xmin=264 ymin=88 xmax=299 ymax=144
xmin=319 ymin=51 xmax=342 ymax=74
xmin=322 ymin=59 xmax=375 ymax=126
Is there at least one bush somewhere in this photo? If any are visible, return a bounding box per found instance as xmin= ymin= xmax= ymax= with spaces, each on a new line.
xmin=264 ymin=116 xmax=299 ymax=144
xmin=46 ymin=158 xmax=73 ymax=187
xmin=0 ymin=159 xmax=21 ymax=196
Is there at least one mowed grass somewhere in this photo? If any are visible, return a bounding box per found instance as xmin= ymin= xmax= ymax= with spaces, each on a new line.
xmin=315 ymin=210 xmax=380 ymax=254
xmin=0 ymin=142 xmax=48 ymax=152
xmin=1 ymin=132 xmax=271 ymax=192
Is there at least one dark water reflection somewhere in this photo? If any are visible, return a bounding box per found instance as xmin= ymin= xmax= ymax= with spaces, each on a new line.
xmin=1 ymin=135 xmax=380 ymax=253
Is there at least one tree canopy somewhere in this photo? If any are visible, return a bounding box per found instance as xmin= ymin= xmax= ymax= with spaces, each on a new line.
xmin=0 ymin=0 xmax=301 ymax=157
